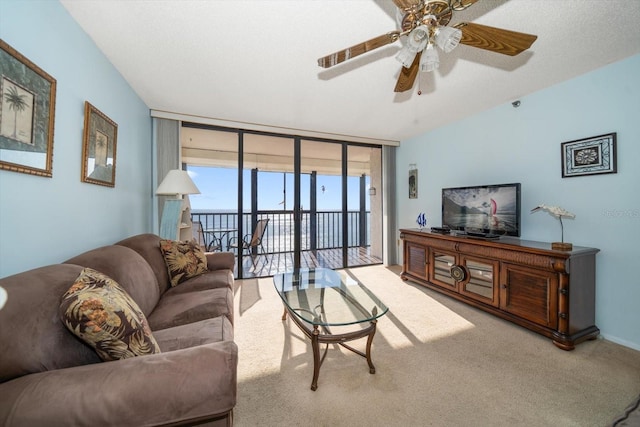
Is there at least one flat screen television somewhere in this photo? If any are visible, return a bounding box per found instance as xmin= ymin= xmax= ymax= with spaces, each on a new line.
xmin=442 ymin=183 xmax=521 ymax=237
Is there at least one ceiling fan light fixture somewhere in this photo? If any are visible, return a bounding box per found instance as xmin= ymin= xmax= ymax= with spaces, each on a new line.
xmin=434 ymin=26 xmax=462 ymax=53
xmin=420 ymin=43 xmax=439 ymax=72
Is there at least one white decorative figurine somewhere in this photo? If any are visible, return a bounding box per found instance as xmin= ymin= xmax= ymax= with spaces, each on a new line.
xmin=530 ymin=204 xmax=575 ymax=250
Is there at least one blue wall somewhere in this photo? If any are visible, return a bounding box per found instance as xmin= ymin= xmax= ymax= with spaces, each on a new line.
xmin=0 ymin=0 xmax=152 ymax=277
xmin=397 ymin=54 xmax=640 ymax=350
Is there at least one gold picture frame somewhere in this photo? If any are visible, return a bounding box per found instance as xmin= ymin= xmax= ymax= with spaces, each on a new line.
xmin=0 ymin=39 xmax=57 ymax=177
xmin=81 ymin=101 xmax=118 ymax=187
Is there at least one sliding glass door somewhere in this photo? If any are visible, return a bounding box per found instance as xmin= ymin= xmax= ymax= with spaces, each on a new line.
xmin=182 ymin=122 xmax=382 ymax=278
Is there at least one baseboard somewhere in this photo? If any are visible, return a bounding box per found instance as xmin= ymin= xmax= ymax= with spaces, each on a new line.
xmin=600 ymin=333 xmax=640 ymax=352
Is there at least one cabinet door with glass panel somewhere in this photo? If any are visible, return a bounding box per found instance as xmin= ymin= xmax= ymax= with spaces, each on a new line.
xmin=457 ymin=254 xmax=499 ymax=307
xmin=429 ymin=249 xmax=460 ymax=292
xmin=429 ymin=250 xmax=499 ymax=306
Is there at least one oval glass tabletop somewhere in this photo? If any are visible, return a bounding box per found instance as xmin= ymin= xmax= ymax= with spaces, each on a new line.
xmin=273 ymin=268 xmax=388 ymax=326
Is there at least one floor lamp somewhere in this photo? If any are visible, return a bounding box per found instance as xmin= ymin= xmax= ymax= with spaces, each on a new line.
xmin=156 ymin=169 xmax=200 ymax=240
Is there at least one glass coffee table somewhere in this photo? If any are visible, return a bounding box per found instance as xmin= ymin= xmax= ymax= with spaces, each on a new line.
xmin=273 ymin=268 xmax=388 ymax=391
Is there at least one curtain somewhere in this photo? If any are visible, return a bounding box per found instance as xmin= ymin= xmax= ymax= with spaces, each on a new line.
xmin=154 ymin=118 xmax=180 ymax=230
xmin=382 ymin=145 xmax=397 ymax=265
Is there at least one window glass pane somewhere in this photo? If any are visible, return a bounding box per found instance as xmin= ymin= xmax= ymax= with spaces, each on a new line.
xmin=301 ymin=140 xmax=343 ymax=256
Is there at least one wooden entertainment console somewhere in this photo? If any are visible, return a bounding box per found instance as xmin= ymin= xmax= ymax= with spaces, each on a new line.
xmin=400 ymin=229 xmax=600 ymax=350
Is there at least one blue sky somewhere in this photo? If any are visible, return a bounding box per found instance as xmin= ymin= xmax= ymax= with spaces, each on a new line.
xmin=187 ymin=166 xmax=369 ymax=212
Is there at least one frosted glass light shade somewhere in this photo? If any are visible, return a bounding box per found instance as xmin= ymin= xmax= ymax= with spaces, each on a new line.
xmin=420 ymin=43 xmax=439 ymax=72
xmin=407 ymin=25 xmax=429 ymax=52
xmin=396 ymin=45 xmax=418 ymax=68
xmin=435 ymin=26 xmax=462 ymax=53
xmin=156 ymin=169 xmax=200 ymax=195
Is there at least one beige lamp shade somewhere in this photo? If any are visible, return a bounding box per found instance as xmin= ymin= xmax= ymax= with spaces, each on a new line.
xmin=0 ymin=286 xmax=6 ymax=310
xmin=156 ymin=169 xmax=200 ymax=195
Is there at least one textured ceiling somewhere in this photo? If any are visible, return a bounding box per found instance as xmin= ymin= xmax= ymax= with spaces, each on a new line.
xmin=60 ymin=0 xmax=640 ymax=143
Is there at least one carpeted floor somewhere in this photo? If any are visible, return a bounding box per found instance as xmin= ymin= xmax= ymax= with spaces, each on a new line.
xmin=232 ymin=265 xmax=640 ymax=427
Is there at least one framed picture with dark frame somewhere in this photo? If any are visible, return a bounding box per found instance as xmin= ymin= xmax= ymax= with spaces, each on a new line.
xmin=561 ymin=133 xmax=617 ymax=178
xmin=0 ymin=39 xmax=57 ymax=177
xmin=409 ymin=166 xmax=418 ymax=199
xmin=81 ymin=101 xmax=118 ymax=187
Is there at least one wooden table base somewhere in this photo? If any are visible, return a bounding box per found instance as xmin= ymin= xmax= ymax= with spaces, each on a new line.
xmin=282 ymin=307 xmax=378 ymax=391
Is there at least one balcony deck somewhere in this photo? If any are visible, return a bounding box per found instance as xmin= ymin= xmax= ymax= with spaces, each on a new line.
xmin=235 ymin=246 xmax=382 ymax=278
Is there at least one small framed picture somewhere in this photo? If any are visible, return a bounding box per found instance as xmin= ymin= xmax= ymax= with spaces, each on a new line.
xmin=561 ymin=133 xmax=617 ymax=178
xmin=409 ymin=166 xmax=418 ymax=199
xmin=81 ymin=101 xmax=118 ymax=187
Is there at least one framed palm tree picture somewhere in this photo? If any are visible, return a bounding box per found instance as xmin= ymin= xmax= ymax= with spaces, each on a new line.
xmin=0 ymin=39 xmax=56 ymax=177
xmin=81 ymin=101 xmax=118 ymax=187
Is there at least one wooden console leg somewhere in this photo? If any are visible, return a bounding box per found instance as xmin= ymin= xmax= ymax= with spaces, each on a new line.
xmin=552 ymin=340 xmax=575 ymax=351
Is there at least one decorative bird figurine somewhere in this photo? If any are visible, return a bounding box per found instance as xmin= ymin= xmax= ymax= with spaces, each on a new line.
xmin=530 ymin=204 xmax=575 ymax=219
xmin=531 ymin=204 xmax=575 ymax=250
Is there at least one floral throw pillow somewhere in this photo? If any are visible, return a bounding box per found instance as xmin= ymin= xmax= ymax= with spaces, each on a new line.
xmin=159 ymin=239 xmax=208 ymax=287
xmin=59 ymin=268 xmax=161 ymax=361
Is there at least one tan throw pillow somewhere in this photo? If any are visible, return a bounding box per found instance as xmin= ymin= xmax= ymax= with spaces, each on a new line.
xmin=59 ymin=268 xmax=161 ymax=361
xmin=159 ymin=239 xmax=208 ymax=287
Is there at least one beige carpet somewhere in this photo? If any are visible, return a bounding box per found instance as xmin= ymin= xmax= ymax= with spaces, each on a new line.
xmin=232 ymin=265 xmax=640 ymax=427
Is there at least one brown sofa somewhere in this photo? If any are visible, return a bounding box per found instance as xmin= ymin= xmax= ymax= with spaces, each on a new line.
xmin=0 ymin=233 xmax=237 ymax=427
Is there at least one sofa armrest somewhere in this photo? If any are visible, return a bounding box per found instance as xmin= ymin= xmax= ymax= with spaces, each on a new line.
xmin=206 ymin=251 xmax=235 ymax=271
xmin=0 ymin=341 xmax=237 ymax=427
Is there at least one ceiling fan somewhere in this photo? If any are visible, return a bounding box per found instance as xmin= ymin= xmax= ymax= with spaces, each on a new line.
xmin=317 ymin=0 xmax=537 ymax=93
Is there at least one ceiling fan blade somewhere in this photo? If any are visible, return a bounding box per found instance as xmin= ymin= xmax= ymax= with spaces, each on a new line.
xmin=454 ymin=22 xmax=537 ymax=56
xmin=318 ymin=31 xmax=401 ymax=68
xmin=449 ymin=0 xmax=481 ymax=10
xmin=392 ymin=0 xmax=422 ymax=10
xmin=394 ymin=51 xmax=421 ymax=93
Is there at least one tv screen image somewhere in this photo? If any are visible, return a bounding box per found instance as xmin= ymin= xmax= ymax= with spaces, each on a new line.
xmin=442 ymin=183 xmax=521 ymax=236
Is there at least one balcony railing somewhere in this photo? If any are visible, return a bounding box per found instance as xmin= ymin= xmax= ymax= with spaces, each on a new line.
xmin=191 ymin=210 xmax=370 ymax=254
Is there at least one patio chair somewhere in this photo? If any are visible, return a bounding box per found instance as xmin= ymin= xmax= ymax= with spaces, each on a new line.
xmin=229 ymin=218 xmax=269 ymax=264
xmin=192 ymin=221 xmax=221 ymax=252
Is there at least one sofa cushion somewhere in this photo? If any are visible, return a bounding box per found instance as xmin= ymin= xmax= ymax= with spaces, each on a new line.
xmin=153 ymin=316 xmax=234 ymax=352
xmin=65 ymin=244 xmax=160 ymax=317
xmin=147 ymin=288 xmax=233 ymax=330
xmin=59 ymin=268 xmax=161 ymax=361
xmin=116 ymin=233 xmax=173 ymax=295
xmin=166 ymin=269 xmax=234 ymax=293
xmin=0 ymin=341 xmax=238 ymax=427
xmin=159 ymin=239 xmax=208 ymax=287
